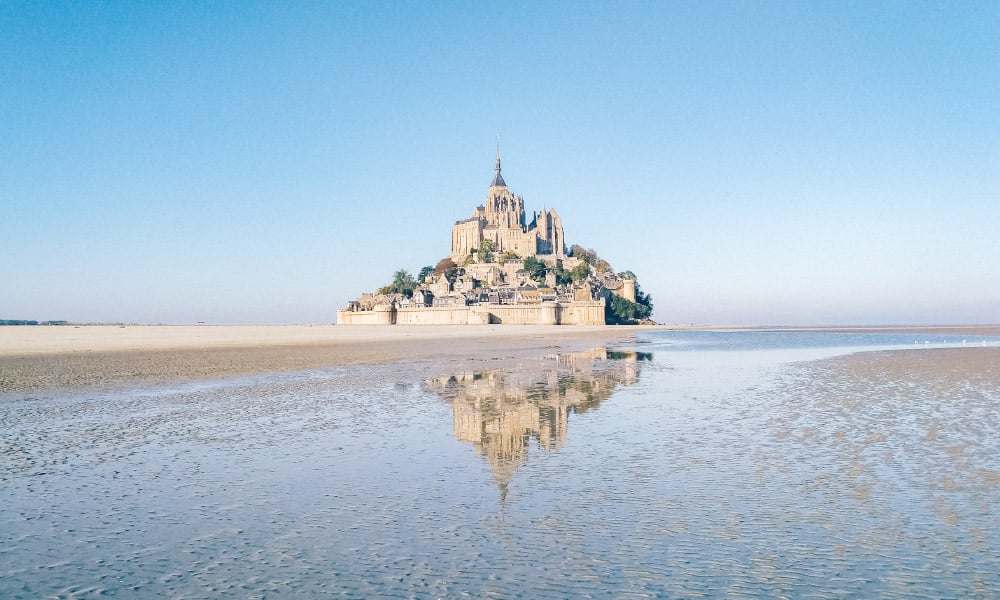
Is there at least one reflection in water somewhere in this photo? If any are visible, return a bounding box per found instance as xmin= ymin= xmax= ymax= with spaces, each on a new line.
xmin=426 ymin=349 xmax=651 ymax=499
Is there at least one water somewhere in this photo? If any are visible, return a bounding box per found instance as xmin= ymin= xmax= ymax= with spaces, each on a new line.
xmin=2 ymin=330 xmax=999 ymax=597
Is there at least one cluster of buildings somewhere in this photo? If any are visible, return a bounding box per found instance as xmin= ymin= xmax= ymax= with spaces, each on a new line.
xmin=337 ymin=152 xmax=637 ymax=325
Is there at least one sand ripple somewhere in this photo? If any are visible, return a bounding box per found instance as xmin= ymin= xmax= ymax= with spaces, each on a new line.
xmin=2 ymin=345 xmax=998 ymax=597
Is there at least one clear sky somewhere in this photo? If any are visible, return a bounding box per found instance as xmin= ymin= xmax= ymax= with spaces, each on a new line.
xmin=2 ymin=1 xmax=997 ymax=325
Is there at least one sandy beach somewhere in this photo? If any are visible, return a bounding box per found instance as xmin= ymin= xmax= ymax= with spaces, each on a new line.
xmin=0 ymin=325 xmax=654 ymax=394
xmin=3 ymin=324 xmax=998 ymax=395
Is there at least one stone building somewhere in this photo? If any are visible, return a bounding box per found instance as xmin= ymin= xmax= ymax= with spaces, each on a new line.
xmin=451 ymin=151 xmax=565 ymax=262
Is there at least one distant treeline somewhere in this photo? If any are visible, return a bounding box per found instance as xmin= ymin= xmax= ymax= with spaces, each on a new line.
xmin=0 ymin=320 xmax=70 ymax=326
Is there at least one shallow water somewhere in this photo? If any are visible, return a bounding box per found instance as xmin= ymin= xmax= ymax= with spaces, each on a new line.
xmin=2 ymin=331 xmax=999 ymax=597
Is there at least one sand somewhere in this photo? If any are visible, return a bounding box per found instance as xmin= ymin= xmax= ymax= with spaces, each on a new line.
xmin=764 ymin=325 xmax=1000 ymax=337
xmin=825 ymin=345 xmax=1000 ymax=387
xmin=0 ymin=325 xmax=655 ymax=394
xmin=3 ymin=324 xmax=998 ymax=395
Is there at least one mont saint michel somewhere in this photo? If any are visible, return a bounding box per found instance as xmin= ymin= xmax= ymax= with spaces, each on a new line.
xmin=5 ymin=1 xmax=999 ymax=597
xmin=338 ymin=152 xmax=652 ymax=326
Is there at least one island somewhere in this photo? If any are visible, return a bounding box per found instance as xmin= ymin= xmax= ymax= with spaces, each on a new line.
xmin=338 ymin=151 xmax=653 ymax=325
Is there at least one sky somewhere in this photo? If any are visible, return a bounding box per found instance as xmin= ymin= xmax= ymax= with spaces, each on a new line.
xmin=2 ymin=1 xmax=997 ymax=325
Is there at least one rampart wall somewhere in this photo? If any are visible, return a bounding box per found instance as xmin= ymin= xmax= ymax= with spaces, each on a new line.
xmin=396 ymin=306 xmax=479 ymax=325
xmin=336 ymin=306 xmax=394 ymax=325
xmin=337 ymin=301 xmax=605 ymax=326
xmin=561 ymin=301 xmax=606 ymax=325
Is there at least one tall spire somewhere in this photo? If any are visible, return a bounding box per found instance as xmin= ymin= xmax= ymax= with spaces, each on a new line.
xmin=490 ymin=135 xmax=507 ymax=188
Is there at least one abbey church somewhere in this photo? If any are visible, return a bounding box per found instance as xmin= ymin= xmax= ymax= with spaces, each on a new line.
xmin=450 ymin=152 xmax=565 ymax=262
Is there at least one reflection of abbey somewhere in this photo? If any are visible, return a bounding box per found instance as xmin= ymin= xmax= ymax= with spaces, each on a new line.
xmin=425 ymin=349 xmax=649 ymax=500
xmin=338 ymin=151 xmax=638 ymax=325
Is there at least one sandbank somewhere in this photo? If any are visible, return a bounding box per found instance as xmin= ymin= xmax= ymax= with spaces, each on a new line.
xmin=3 ymin=324 xmax=997 ymax=395
xmin=0 ymin=325 xmax=656 ymax=394
xmin=755 ymin=325 xmax=1000 ymax=337
xmin=823 ymin=345 xmax=1000 ymax=387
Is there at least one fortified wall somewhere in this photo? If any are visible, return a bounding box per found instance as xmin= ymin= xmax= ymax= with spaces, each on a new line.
xmin=337 ymin=300 xmax=605 ymax=326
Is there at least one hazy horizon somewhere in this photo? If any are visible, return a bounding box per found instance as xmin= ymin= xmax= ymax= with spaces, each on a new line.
xmin=3 ymin=3 xmax=997 ymax=326
xmin=3 ymin=321 xmax=999 ymax=330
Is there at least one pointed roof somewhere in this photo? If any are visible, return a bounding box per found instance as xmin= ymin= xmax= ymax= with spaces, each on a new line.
xmin=490 ymin=146 xmax=506 ymax=188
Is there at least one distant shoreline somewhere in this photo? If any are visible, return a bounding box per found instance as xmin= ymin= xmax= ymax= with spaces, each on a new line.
xmin=2 ymin=324 xmax=997 ymax=395
xmin=3 ymin=323 xmax=998 ymax=356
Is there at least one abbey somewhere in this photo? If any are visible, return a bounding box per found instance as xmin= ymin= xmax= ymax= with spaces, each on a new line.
xmin=450 ymin=152 xmax=565 ymax=262
xmin=338 ymin=151 xmax=644 ymax=326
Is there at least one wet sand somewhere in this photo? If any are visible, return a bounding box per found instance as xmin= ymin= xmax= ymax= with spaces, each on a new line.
xmin=0 ymin=325 xmax=653 ymax=394
xmin=763 ymin=325 xmax=1000 ymax=337
xmin=740 ymin=326 xmax=1000 ymax=390
xmin=3 ymin=325 xmax=998 ymax=395
xmin=824 ymin=345 xmax=1000 ymax=387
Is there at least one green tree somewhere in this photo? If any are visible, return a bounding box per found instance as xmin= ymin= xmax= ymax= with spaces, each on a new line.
xmin=553 ymin=259 xmax=572 ymax=286
xmin=608 ymin=295 xmax=638 ymax=323
xmin=478 ymin=239 xmax=495 ymax=263
xmin=522 ymin=256 xmax=546 ymax=284
xmin=377 ymin=268 xmax=418 ymax=298
xmin=606 ymin=277 xmax=653 ymax=324
xmin=634 ymin=283 xmax=653 ymax=317
xmin=569 ymin=244 xmax=599 ymax=265
xmin=393 ymin=269 xmax=412 ymax=288
xmin=570 ymin=262 xmax=591 ymax=283
xmin=418 ymin=265 xmax=435 ymax=282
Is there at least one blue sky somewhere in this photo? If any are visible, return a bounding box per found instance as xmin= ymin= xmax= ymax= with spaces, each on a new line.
xmin=2 ymin=1 xmax=997 ymax=325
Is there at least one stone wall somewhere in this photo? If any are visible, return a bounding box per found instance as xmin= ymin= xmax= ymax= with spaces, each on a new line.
xmin=337 ymin=300 xmax=605 ymax=326
xmin=483 ymin=303 xmax=558 ymax=325
xmin=560 ymin=300 xmax=606 ymax=325
xmin=451 ymin=220 xmax=482 ymax=258
xmin=396 ymin=306 xmax=476 ymax=325
xmin=336 ymin=305 xmax=395 ymax=325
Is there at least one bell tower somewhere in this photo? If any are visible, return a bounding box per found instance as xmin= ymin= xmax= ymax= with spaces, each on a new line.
xmin=483 ymin=146 xmax=526 ymax=231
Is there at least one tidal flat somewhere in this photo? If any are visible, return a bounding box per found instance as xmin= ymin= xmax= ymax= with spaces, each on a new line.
xmin=2 ymin=329 xmax=999 ymax=597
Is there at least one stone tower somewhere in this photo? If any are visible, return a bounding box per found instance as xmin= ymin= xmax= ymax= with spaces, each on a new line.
xmin=483 ymin=150 xmax=526 ymax=230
